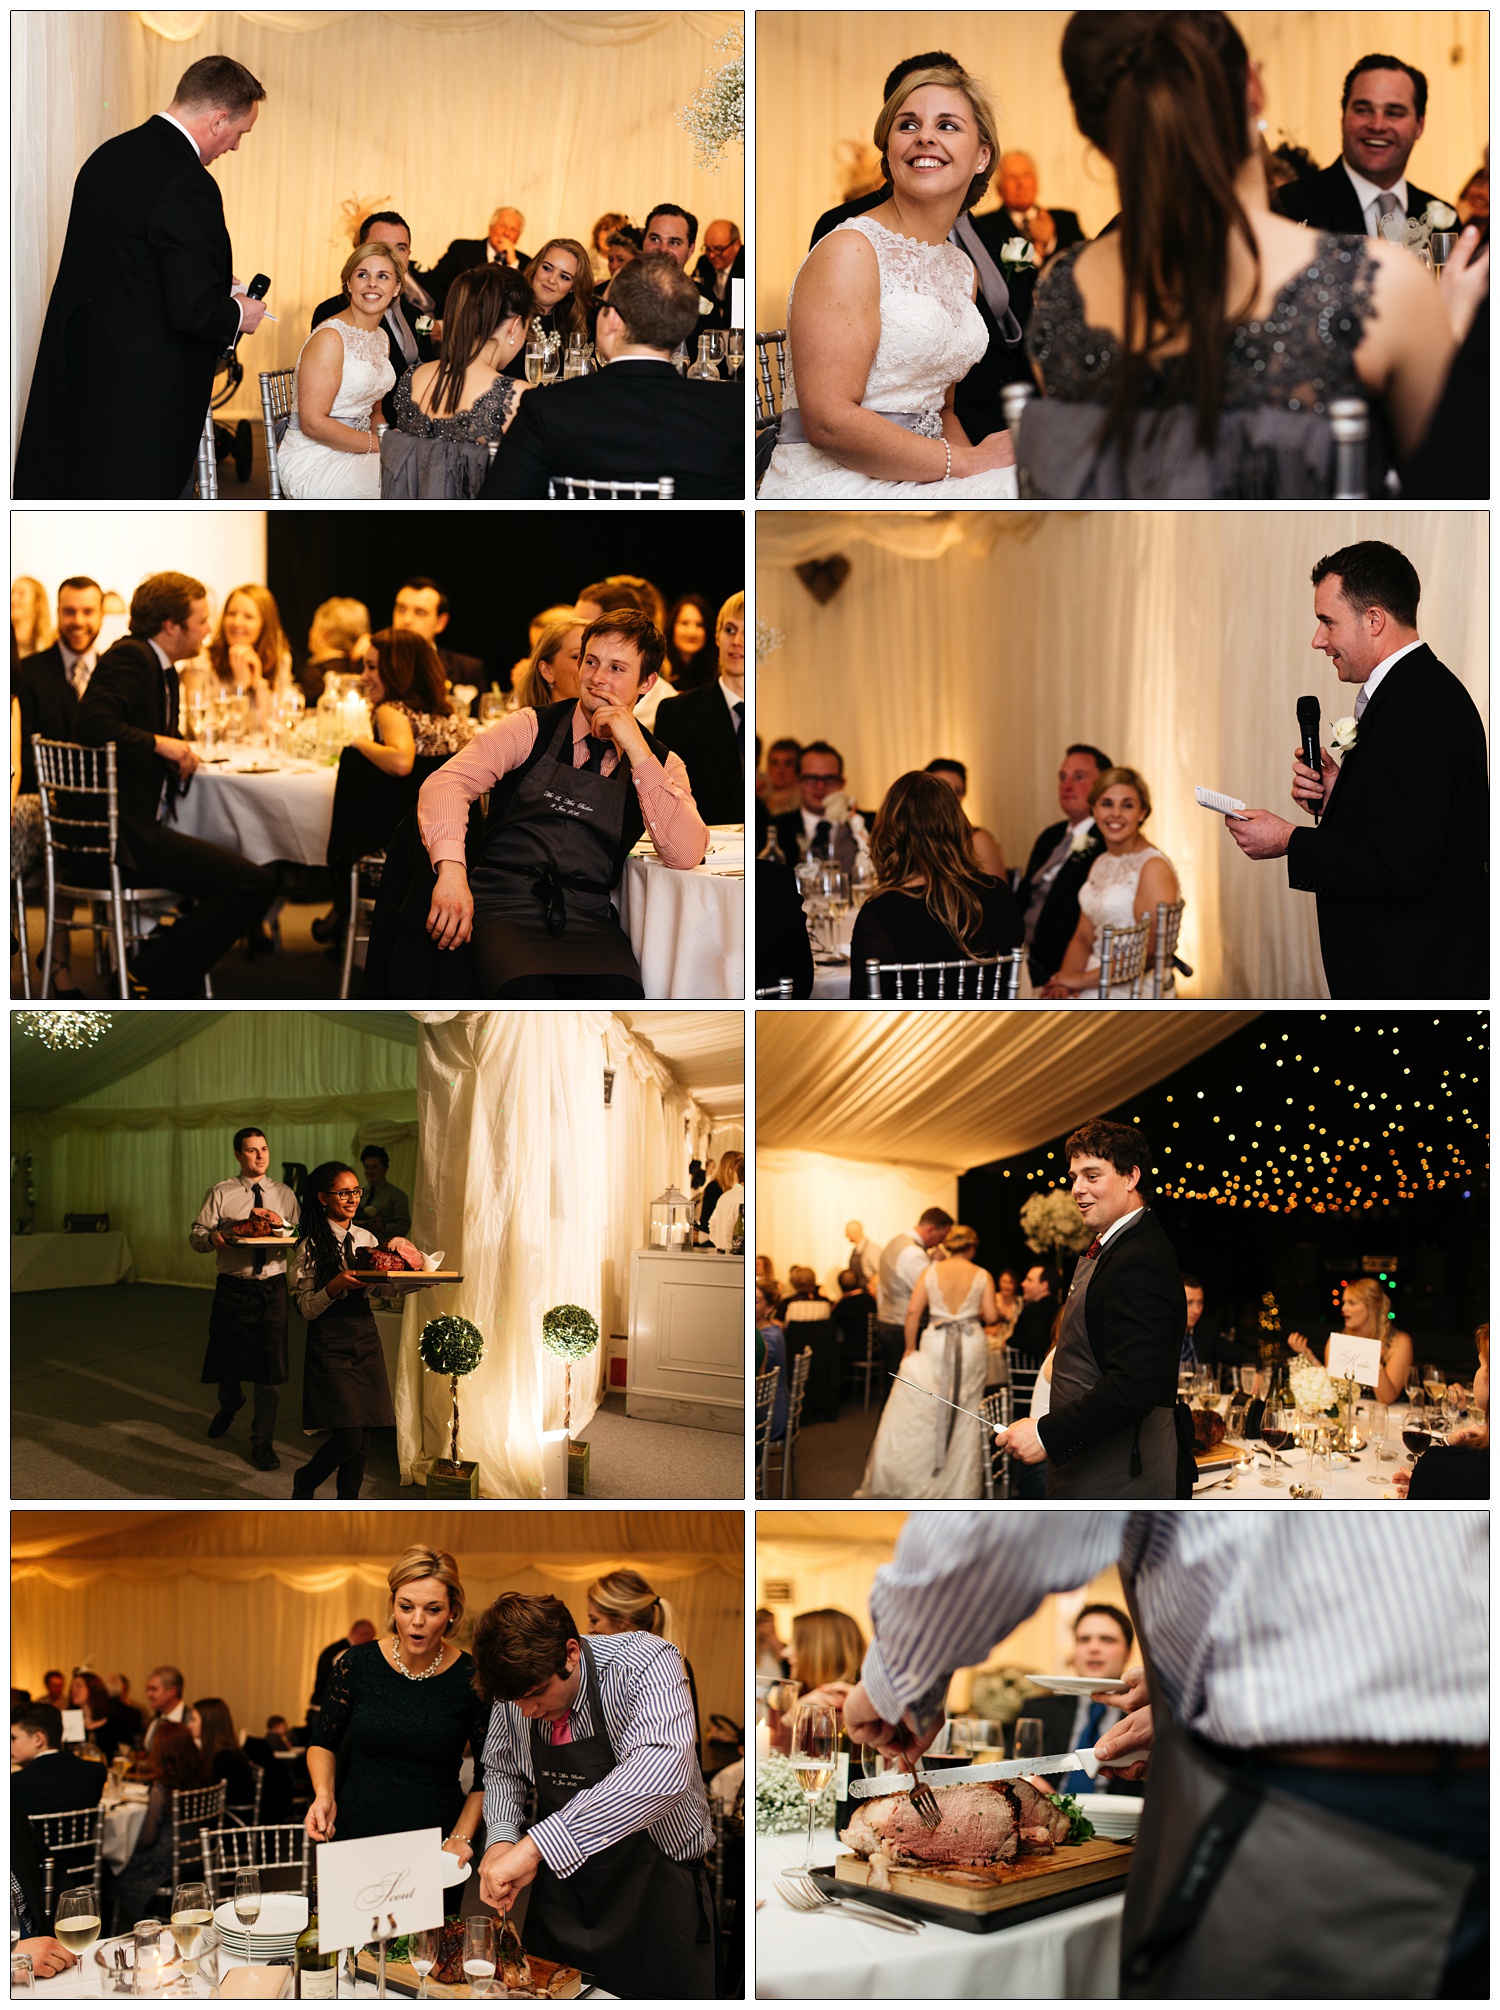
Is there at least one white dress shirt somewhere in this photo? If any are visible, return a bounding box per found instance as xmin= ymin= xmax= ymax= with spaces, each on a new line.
xmin=1354 ymin=637 xmax=1424 ymax=712
xmin=57 ymin=640 xmax=97 ymax=696
xmin=1340 ymin=159 xmax=1411 ymax=237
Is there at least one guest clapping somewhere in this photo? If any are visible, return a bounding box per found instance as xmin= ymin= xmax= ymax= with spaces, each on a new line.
xmin=1040 ymin=767 xmax=1180 ymax=998
xmin=384 ymin=266 xmax=534 ymax=497
xmin=1288 ymin=1278 xmax=1413 ymax=1407
xmin=276 ymin=241 xmax=404 ymax=500
xmin=850 ymin=770 xmax=1022 ymax=996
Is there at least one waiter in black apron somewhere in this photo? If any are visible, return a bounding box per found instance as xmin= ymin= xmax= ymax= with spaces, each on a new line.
xmin=994 ymin=1119 xmax=1182 ymax=1497
xmin=419 ymin=609 xmax=709 ymax=997
xmin=471 ymin=1593 xmax=717 ymax=1998
xmin=190 ymin=1126 xmax=299 ymax=1472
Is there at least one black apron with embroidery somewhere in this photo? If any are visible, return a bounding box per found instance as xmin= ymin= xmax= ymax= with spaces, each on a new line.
xmin=523 ymin=1638 xmax=714 ymax=1999
xmin=301 ymin=1246 xmax=395 ymax=1432
xmin=468 ymin=704 xmax=642 ymax=986
xmin=200 ymin=1273 xmax=290 ymax=1385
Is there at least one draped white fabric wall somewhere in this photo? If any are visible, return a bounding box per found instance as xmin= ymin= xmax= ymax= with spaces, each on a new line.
xmin=757 ymin=510 xmax=1488 ymax=999
xmin=13 ymin=1510 xmax=743 ymax=1735
xmin=11 ymin=1015 xmax=419 ymax=1285
xmin=13 ymin=9 xmax=742 ymax=430
xmin=395 ymin=1013 xmax=705 ymax=1497
xmin=755 ymin=9 xmax=1489 ymax=328
xmin=756 ymin=1149 xmax=958 ymax=1296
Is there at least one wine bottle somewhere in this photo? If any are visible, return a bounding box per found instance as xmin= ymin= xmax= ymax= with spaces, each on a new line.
xmin=832 ymin=1723 xmax=855 ymax=1842
xmin=295 ymin=1876 xmax=339 ymax=2000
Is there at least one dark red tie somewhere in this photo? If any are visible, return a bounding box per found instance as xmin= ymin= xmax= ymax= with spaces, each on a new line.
xmin=1085 ymin=1237 xmax=1102 ymax=1260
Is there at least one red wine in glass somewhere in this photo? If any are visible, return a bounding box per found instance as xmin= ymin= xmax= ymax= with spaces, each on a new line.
xmin=1260 ymin=1427 xmax=1292 ymax=1450
xmin=1402 ymin=1427 xmax=1432 ymax=1456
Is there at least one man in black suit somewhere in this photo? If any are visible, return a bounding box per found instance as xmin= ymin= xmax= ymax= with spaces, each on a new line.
xmin=1010 ymin=1262 xmax=1058 ymax=1357
xmin=15 ymin=577 xmax=104 ymax=797
xmin=311 ymin=209 xmax=438 ymax=375
xmin=641 ymin=202 xmax=721 ymax=344
xmin=991 ymin=151 xmax=1086 ymax=262
xmin=14 ymin=55 xmax=269 ymax=500
xmin=1015 ymin=744 xmax=1110 ymax=985
xmin=1273 ymin=55 xmax=1444 ymax=236
xmin=429 ymin=206 xmax=528 ymax=309
xmin=481 ymin=256 xmax=742 ymax=500
xmin=391 ymin=579 xmax=485 ymax=690
xmin=693 ymin=220 xmax=744 ymax=331
xmin=996 ymin=1120 xmax=1182 ymax=1498
xmin=1027 ymin=1605 xmax=1137 ymax=1795
xmin=1227 ymin=540 xmax=1488 ymax=998
xmin=77 ymin=571 xmax=275 ymax=997
xmin=772 ymin=741 xmax=862 ymax=873
xmin=653 ymin=593 xmax=744 ymax=822
xmin=10 ymin=1705 xmax=108 ymax=1816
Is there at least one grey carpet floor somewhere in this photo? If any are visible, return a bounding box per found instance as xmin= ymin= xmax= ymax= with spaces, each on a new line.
xmin=11 ymin=1284 xmax=743 ymax=1501
xmin=15 ymin=898 xmax=353 ymax=1000
xmin=770 ymin=1401 xmax=882 ymax=1499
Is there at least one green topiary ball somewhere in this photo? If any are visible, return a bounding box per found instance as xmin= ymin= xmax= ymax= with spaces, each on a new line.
xmin=541 ymin=1303 xmax=599 ymax=1362
xmin=419 ymin=1315 xmax=485 ymax=1377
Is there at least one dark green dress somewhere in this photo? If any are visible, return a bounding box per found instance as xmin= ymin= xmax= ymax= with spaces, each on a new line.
xmin=307 ymin=1640 xmax=489 ymax=1841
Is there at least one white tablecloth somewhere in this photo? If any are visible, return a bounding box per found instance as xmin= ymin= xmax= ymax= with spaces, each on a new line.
xmin=618 ymin=827 xmax=743 ymax=998
xmin=1194 ymin=1403 xmax=1416 ymax=1501
xmin=174 ymin=757 xmax=337 ymax=867
xmin=755 ymin=1830 xmax=1123 ymax=1999
xmin=100 ymin=1792 xmax=149 ymax=1872
xmin=11 ymin=1232 xmax=135 ymax=1291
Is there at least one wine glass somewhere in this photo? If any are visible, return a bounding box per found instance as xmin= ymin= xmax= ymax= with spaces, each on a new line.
xmin=725 ymin=329 xmax=745 ymax=379
xmin=1012 ymin=1717 xmax=1045 ymax=1762
xmin=478 ymin=690 xmax=508 ymax=726
xmin=1400 ymin=1393 xmax=1433 ymax=1472
xmin=790 ymin=1698 xmax=837 ymax=1873
xmin=851 ymin=851 xmax=876 ymax=908
xmin=542 ymin=332 xmax=562 ymax=385
xmin=1421 ymin=1361 xmax=1446 ymax=1405
xmin=233 ymin=1869 xmax=262 ymax=1929
xmin=410 ymin=1927 xmax=439 ymax=2000
xmin=1259 ymin=1403 xmax=1293 ymax=1488
xmin=463 ymin=1916 xmax=497 ymax=1998
xmin=1239 ymin=1363 xmax=1259 ymax=1396
xmin=53 ymin=1888 xmax=102 ymax=1963
xmin=170 ymin=1881 xmax=212 ymax=1979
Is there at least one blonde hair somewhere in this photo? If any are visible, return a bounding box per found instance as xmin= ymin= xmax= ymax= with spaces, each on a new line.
xmin=791 ymin=1608 xmax=866 ymax=1691
xmin=787 ymin=1265 xmax=817 ymax=1292
xmin=387 ymin=1544 xmax=465 ymax=1635
xmin=12 ymin=577 xmax=54 ymax=657
xmin=587 ymin=1568 xmax=678 ymax=1644
xmin=308 ymin=596 xmax=370 ymax=658
xmin=873 ymin=67 xmax=999 ymax=212
xmin=1343 ymin=1277 xmax=1391 ymax=1332
xmin=1088 ymin=764 xmax=1153 ymax=820
xmin=715 ymin=590 xmax=745 ymax=645
xmin=942 ymin=1223 xmax=980 ymax=1258
xmin=516 ymin=609 xmax=587 ymax=711
xmin=341 ymin=238 xmax=408 ymax=296
xmin=716 ymin=1150 xmax=745 ymax=1189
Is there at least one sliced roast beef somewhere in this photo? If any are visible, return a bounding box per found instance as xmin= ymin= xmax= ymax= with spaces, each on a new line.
xmin=840 ymin=1784 xmax=1019 ymax=1868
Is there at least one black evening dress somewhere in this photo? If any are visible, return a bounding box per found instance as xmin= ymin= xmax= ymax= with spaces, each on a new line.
xmin=306 ymin=1640 xmax=491 ymax=1842
xmin=849 ymin=880 xmax=1023 ymax=997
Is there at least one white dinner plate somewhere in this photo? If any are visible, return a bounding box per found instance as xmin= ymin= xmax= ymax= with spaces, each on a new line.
xmin=212 ymin=1894 xmax=308 ymax=1938
xmin=1027 ymin=1674 xmax=1132 ymax=1696
xmin=439 ymin=1856 xmax=472 ymax=1887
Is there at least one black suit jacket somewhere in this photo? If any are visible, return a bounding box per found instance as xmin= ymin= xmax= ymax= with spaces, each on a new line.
xmin=996 ymin=205 xmax=1086 ymax=252
xmin=1284 ymin=645 xmax=1488 ymax=997
xmin=652 ymin=679 xmax=743 ymax=823
xmin=77 ymin=634 xmax=180 ymax=841
xmin=693 ymin=246 xmax=745 ymax=330
xmin=15 ymin=645 xmax=84 ymax=796
xmin=772 ymin=807 xmax=860 ymax=874
xmin=438 ymin=646 xmax=486 ymax=690
xmin=1273 ymin=160 xmax=1442 ymax=234
xmin=11 ymin=1751 xmax=108 ymax=1817
xmin=311 ymin=289 xmax=437 ymax=374
xmin=481 ymin=361 xmax=743 ymax=500
xmin=429 ymin=239 xmax=529 ymax=312
xmin=1016 ymin=819 xmax=1106 ymax=984
xmin=1037 ymin=1208 xmax=1184 ymax=1466
xmin=1011 ymin=1297 xmax=1058 ymax=1359
xmin=15 ymin=117 xmax=239 ymax=499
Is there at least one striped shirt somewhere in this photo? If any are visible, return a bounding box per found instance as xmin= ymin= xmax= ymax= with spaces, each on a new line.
xmin=190 ymin=1175 xmax=301 ymax=1279
xmin=864 ymin=1512 xmax=1488 ymax=1749
xmin=481 ymin=1631 xmax=713 ymax=1875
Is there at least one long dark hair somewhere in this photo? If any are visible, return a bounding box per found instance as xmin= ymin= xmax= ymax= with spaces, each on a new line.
xmin=141 ymin=1719 xmax=210 ymax=1791
xmin=368 ymin=627 xmax=450 ymax=716
xmin=303 ymin=1161 xmax=358 ymax=1290
xmin=665 ymin=593 xmax=718 ymax=690
xmin=191 ymin=1697 xmax=239 ymax=1767
xmin=1060 ymin=11 xmax=1258 ymax=449
xmin=430 ymin=265 xmax=534 ymax=417
xmin=869 ymin=771 xmax=995 ymax=953
xmin=523 ymin=238 xmax=595 ymax=341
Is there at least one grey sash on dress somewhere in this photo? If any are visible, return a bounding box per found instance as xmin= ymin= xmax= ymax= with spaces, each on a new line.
xmin=775 ymin=407 xmax=941 ymax=446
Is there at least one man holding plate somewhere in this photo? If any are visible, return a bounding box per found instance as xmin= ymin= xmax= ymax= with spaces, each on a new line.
xmin=471 ymin=1592 xmax=716 ymax=1998
xmin=189 ymin=1124 xmax=299 ymax=1472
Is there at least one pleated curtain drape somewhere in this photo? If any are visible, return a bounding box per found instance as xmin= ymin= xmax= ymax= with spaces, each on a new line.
xmin=757 ymin=510 xmax=1487 ymax=1000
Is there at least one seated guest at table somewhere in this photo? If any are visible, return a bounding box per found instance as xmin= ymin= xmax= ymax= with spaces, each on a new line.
xmin=513 ymin=608 xmax=587 ymax=712
xmin=772 ymin=741 xmax=867 ymax=872
xmin=11 ymin=575 xmax=54 ymax=658
xmin=665 ymin=593 xmax=719 ymax=694
xmin=604 ymin=225 xmax=643 ymax=277
xmin=755 ymin=856 xmax=815 ymax=997
xmin=352 ymin=629 xmax=475 ymax=775
xmin=276 ymin=241 xmax=405 ymax=501
xmin=1027 ymin=1605 xmax=1136 ymax=1795
xmin=777 ymin=1265 xmax=831 ymax=1321
xmin=756 ymin=1285 xmax=790 ymax=1442
xmin=384 ymin=265 xmax=535 ymax=498
xmin=1402 ymin=1326 xmax=1489 ymax=1502
xmin=306 ymin=1546 xmax=489 ymax=1858
xmin=431 ymin=206 xmax=529 ymax=304
xmin=78 ymin=572 xmax=276 ymax=998
xmin=10 ymin=1704 xmax=108 ymax=1815
xmin=694 ymin=219 xmax=744 ymax=329
xmin=991 ymin=1268 xmax=1022 ymax=1348
xmin=1457 ymin=163 xmax=1488 ymax=224
xmin=709 ymin=1151 xmax=744 ymax=1251
xmin=391 ymin=577 xmax=485 ymax=690
xmin=188 ymin=1696 xmax=256 ymax=1812
xmin=832 ymin=1267 xmax=875 ymax=1364
xmin=105 ymin=1674 xmax=144 ymax=1747
xmin=502 ymin=238 xmax=595 ymax=380
xmin=180 ymin=582 xmax=292 ymax=708
xmin=419 ymin=611 xmax=708 ymax=996
xmin=480 ymin=256 xmax=742 ymax=500
xmin=263 ymin=1714 xmax=294 ymax=1753
xmin=1016 ymin=743 xmax=1109 ymax=987
xmin=67 ymin=1671 xmax=122 ymax=1760
xmin=653 ymin=591 xmax=745 ymax=821
xmin=1287 ymin=1277 xmax=1413 ymax=1407
xmin=40 ymin=1673 xmax=68 ymax=1709
xmin=759 ymin=738 xmax=803 ymax=818
xmin=924 ymin=757 xmax=1007 ymax=877
xmin=355 ymin=1145 xmax=411 ymax=1245
xmin=1039 ymin=767 xmax=1180 ymax=999
xmin=589 ymin=211 xmax=631 ymax=283
xmin=290 ymin=1163 xmax=407 ymax=1499
xmin=576 ymin=573 xmax=668 ymax=632
xmin=143 ymin=1665 xmax=187 ymax=1747
xmin=299 ymin=595 xmax=370 ymax=704
xmin=777 ymin=1608 xmax=867 ymax=1738
xmin=313 ymin=208 xmax=439 ymax=375
xmin=108 ymin=1719 xmax=209 ymax=1933
xmin=10 ymin=1807 xmax=77 ymax=1982
xmin=851 ymin=771 xmax=1022 ymax=997
xmin=1272 ymin=53 xmax=1445 ymax=236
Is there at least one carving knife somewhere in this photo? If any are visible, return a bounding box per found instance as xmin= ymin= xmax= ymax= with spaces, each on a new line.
xmin=848 ymin=1747 xmax=1149 ymax=1798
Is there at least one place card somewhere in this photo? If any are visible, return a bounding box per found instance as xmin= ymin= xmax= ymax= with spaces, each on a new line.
xmin=731 ymin=277 xmax=744 ymax=330
xmin=61 ymin=1708 xmax=86 ymax=1743
xmin=1326 ymin=1331 xmax=1382 ymax=1386
xmin=315 ymin=1829 xmax=443 ymax=1954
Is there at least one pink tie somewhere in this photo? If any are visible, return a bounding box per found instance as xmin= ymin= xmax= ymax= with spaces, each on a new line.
xmin=550 ymin=1716 xmax=572 ymax=1745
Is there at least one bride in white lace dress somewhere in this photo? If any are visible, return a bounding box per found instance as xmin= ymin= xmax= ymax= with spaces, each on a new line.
xmin=276 ymin=241 xmax=402 ymax=500
xmin=1042 ymin=766 xmax=1181 ymax=1000
xmin=760 ymin=68 xmax=1018 ymax=500
xmin=856 ymin=1228 xmax=999 ymax=1499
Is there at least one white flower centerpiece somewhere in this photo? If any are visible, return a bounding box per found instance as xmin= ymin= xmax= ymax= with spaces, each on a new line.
xmin=1020 ymin=1188 xmax=1093 ymax=1259
xmin=755 ymin=1750 xmax=836 ymax=1836
xmin=1288 ymin=1359 xmax=1338 ymax=1417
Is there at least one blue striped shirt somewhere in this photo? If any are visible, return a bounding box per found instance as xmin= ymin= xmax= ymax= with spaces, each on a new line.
xmin=481 ymin=1631 xmax=713 ymax=1875
xmin=864 ymin=1512 xmax=1488 ymax=1749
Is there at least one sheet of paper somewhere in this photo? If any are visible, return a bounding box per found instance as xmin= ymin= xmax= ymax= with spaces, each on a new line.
xmin=60 ymin=1708 xmax=87 ymax=1743
xmin=731 ymin=277 xmax=744 ymax=329
xmin=1326 ymin=1331 xmax=1383 ymax=1387
xmin=316 ymin=1829 xmax=443 ymax=1953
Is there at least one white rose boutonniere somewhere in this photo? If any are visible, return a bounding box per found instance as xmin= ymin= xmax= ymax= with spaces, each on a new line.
xmin=1069 ymin=825 xmax=1095 ymax=857
xmin=1395 ymin=199 xmax=1460 ymax=252
xmin=415 ymin=314 xmax=434 ymax=337
xmin=1000 ymin=236 xmax=1038 ymax=276
xmin=1330 ymin=716 xmax=1359 ymax=754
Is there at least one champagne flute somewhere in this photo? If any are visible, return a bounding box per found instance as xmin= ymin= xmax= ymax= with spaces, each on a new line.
xmin=463 ymin=1917 xmax=497 ymax=1999
xmin=410 ymin=1927 xmax=439 ymax=2000
xmin=233 ymin=1869 xmax=262 ymax=1929
xmin=1422 ymin=1362 xmax=1447 ymax=1406
xmin=1012 ymin=1717 xmax=1045 ymax=1763
xmin=525 ymin=339 xmax=546 ymax=387
xmin=170 ymin=1881 xmax=212 ymax=1978
xmin=1259 ymin=1403 xmax=1294 ymax=1487
xmin=53 ymin=1888 xmax=102 ymax=1962
xmin=542 ymin=332 xmax=562 ymax=385
xmin=790 ymin=1698 xmax=837 ymax=1873
xmin=725 ymin=329 xmax=745 ymax=379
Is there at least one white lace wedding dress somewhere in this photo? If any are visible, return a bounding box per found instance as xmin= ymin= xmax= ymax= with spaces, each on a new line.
xmin=759 ymin=216 xmax=1019 ymax=500
xmin=276 ymin=319 xmax=395 ymax=500
xmin=856 ymin=1269 xmax=992 ymax=1499
xmin=1078 ymin=846 xmax=1178 ymax=998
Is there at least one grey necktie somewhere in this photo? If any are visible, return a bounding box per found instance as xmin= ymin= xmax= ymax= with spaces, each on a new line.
xmin=1372 ymin=190 xmax=1401 ymax=236
xmin=1353 ymin=684 xmax=1372 ymax=720
xmin=387 ymin=305 xmax=419 ymax=369
xmin=950 ymin=213 xmax=1023 ymax=346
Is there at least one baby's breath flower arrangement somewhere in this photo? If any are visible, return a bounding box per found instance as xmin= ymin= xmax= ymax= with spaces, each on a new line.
xmin=677 ymin=28 xmax=744 ymax=172
xmin=755 ymin=1750 xmax=836 ymax=1835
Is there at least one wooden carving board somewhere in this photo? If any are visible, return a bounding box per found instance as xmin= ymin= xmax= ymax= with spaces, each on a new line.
xmin=354 ymin=1952 xmax=584 ymax=1999
xmin=834 ymin=1835 xmax=1134 ymax=1913
xmin=1195 ymin=1437 xmax=1251 ymax=1468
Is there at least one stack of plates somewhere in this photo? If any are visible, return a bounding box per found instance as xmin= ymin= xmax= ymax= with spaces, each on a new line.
xmin=212 ymin=1893 xmax=307 ymax=1961
xmin=1073 ymin=1793 xmax=1144 ymax=1841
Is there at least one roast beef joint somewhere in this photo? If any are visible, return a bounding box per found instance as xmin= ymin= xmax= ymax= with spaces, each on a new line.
xmin=841 ymin=1779 xmax=1072 ymax=1890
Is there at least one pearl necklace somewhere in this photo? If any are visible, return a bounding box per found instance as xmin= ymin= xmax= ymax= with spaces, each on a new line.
xmin=391 ymin=1639 xmax=445 ymax=1682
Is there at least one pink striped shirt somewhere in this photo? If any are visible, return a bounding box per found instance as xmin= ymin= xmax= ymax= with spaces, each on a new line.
xmin=418 ymin=703 xmax=708 ymax=870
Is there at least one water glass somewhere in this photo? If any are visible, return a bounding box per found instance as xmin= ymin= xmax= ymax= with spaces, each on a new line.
xmin=477 ymin=690 xmax=508 ymax=726
xmin=11 ymin=1950 xmax=34 ymax=1993
xmin=463 ymin=1917 xmax=497 ymax=1998
xmin=1012 ymin=1717 xmax=1045 ymax=1761
xmin=1431 ymin=230 xmax=1459 ymax=270
xmin=410 ymin=1927 xmax=439 ymax=2001
xmin=542 ymin=332 xmax=562 ymax=385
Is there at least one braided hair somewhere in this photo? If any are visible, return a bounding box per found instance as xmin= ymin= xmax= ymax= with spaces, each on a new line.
xmin=303 ymin=1161 xmax=359 ymax=1291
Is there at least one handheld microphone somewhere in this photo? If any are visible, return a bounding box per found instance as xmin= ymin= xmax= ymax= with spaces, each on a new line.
xmin=228 ymin=273 xmax=270 ymax=357
xmin=1296 ymin=694 xmax=1322 ymax=825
